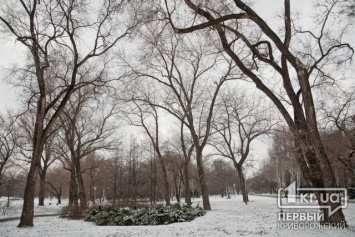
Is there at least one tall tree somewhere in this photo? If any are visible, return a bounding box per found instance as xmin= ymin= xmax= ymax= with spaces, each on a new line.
xmin=172 ymin=118 xmax=194 ymax=206
xmin=125 ymin=100 xmax=171 ymax=206
xmin=15 ymin=109 xmax=60 ymax=207
xmin=167 ymin=0 xmax=353 ymax=224
xmin=0 ymin=0 xmax=138 ymax=226
xmin=58 ymin=86 xmax=119 ymax=208
xmin=126 ymin=24 xmax=239 ymax=210
xmin=211 ymin=90 xmax=275 ymax=203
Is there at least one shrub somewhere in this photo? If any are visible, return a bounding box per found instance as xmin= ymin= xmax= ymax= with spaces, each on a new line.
xmin=84 ymin=203 xmax=206 ymax=226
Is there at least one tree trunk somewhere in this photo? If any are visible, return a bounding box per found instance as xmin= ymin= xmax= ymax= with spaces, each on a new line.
xmin=158 ymin=157 xmax=171 ymax=206
xmin=173 ymin=172 xmax=180 ymax=203
xmin=184 ymin=161 xmax=192 ymax=206
xmin=57 ymin=186 xmax=62 ymax=205
xmin=74 ymin=156 xmax=87 ymax=209
xmin=18 ymin=145 xmax=43 ymax=227
xmin=17 ymin=78 xmax=47 ymax=226
xmin=150 ymin=157 xmax=154 ymax=205
xmin=292 ymin=59 xmax=346 ymax=224
xmin=69 ymin=162 xmax=78 ymax=207
xmin=112 ymin=159 xmax=118 ymax=204
xmin=7 ymin=180 xmax=10 ymax=208
xmin=151 ymin=157 xmax=157 ymax=205
xmin=293 ymin=107 xmax=346 ymax=224
xmin=295 ymin=138 xmax=346 ymax=225
xmin=196 ymin=150 xmax=211 ymax=210
xmin=38 ymin=176 xmax=46 ymax=206
xmin=235 ymin=164 xmax=248 ymax=204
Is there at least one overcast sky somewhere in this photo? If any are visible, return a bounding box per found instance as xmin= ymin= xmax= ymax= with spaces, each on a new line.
xmin=3 ymin=0 xmax=349 ymax=174
xmin=0 ymin=0 xmax=316 ymax=114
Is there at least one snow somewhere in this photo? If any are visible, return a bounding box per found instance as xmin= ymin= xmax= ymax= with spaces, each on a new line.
xmin=0 ymin=197 xmax=63 ymax=220
xmin=0 ymin=195 xmax=354 ymax=237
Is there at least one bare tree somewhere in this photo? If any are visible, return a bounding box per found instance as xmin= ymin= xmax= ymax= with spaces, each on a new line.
xmin=125 ymin=23 xmax=240 ymax=210
xmin=45 ymin=165 xmax=70 ymax=205
xmin=46 ymin=182 xmax=62 ymax=205
xmin=321 ymin=88 xmax=355 ymax=185
xmin=14 ymin=108 xmax=61 ymax=207
xmin=58 ymin=86 xmax=119 ymax=209
xmin=321 ymin=131 xmax=352 ymax=188
xmin=1 ymin=0 xmax=139 ymax=226
xmin=179 ymin=119 xmax=195 ymax=206
xmin=0 ymin=112 xmax=18 ymax=186
xmin=247 ymin=158 xmax=278 ymax=194
xmin=211 ymin=90 xmax=276 ymax=204
xmin=163 ymin=149 xmax=184 ymax=203
xmin=38 ymin=134 xmax=60 ymax=206
xmin=166 ymin=0 xmax=353 ymax=224
xmin=171 ymin=118 xmax=195 ymax=206
xmin=125 ymin=100 xmax=171 ymax=206
xmin=209 ymin=159 xmax=238 ymax=197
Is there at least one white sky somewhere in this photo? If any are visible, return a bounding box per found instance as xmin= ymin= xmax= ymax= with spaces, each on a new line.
xmin=0 ymin=0 xmax=350 ymax=166
xmin=0 ymin=0 xmax=315 ymax=113
xmin=0 ymin=39 xmax=25 ymax=113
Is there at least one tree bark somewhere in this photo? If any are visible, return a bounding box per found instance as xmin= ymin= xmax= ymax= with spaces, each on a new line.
xmin=294 ymin=134 xmax=346 ymax=225
xmin=18 ymin=92 xmax=46 ymax=226
xmin=57 ymin=186 xmax=62 ymax=205
xmin=184 ymin=161 xmax=192 ymax=206
xmin=74 ymin=155 xmax=87 ymax=209
xmin=173 ymin=172 xmax=180 ymax=203
xmin=235 ymin=163 xmax=248 ymax=204
xmin=150 ymin=157 xmax=157 ymax=205
xmin=38 ymin=176 xmax=46 ymax=206
xmin=196 ymin=149 xmax=211 ymax=210
xmin=158 ymin=157 xmax=171 ymax=206
xmin=18 ymin=144 xmax=43 ymax=227
xmin=69 ymin=161 xmax=78 ymax=207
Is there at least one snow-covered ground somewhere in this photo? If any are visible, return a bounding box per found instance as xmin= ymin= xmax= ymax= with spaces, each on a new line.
xmin=0 ymin=197 xmax=65 ymax=220
xmin=0 ymin=195 xmax=354 ymax=237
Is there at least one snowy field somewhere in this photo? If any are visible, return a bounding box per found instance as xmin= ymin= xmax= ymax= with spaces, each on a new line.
xmin=0 ymin=195 xmax=354 ymax=237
